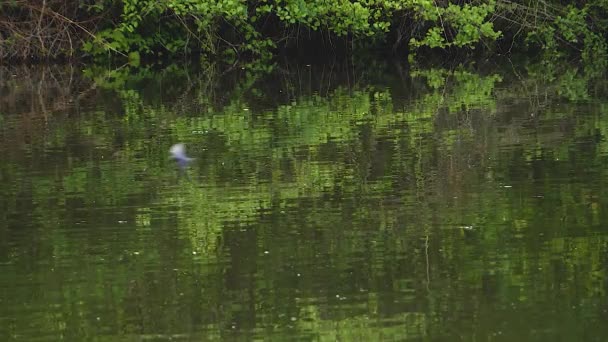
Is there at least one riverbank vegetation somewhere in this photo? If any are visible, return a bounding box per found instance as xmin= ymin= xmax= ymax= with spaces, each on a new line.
xmin=1 ymin=0 xmax=607 ymax=63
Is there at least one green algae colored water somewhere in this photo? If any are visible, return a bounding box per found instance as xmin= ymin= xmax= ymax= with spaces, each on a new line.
xmin=1 ymin=60 xmax=608 ymax=341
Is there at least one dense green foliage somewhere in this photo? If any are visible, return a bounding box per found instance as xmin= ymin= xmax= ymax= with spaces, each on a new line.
xmin=1 ymin=0 xmax=608 ymax=61
xmin=2 ymin=59 xmax=608 ymax=339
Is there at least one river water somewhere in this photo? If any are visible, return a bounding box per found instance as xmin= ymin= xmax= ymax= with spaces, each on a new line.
xmin=1 ymin=59 xmax=608 ymax=340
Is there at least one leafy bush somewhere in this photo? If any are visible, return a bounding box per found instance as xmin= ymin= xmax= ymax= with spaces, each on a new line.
xmin=1 ymin=0 xmax=607 ymax=62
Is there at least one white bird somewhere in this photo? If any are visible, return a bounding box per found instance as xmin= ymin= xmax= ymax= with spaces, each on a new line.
xmin=169 ymin=143 xmax=194 ymax=170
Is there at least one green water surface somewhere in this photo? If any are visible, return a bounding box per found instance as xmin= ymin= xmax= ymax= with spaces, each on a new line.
xmin=1 ymin=60 xmax=608 ymax=341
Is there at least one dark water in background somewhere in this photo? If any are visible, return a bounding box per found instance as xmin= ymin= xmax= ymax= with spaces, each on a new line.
xmin=1 ymin=60 xmax=608 ymax=341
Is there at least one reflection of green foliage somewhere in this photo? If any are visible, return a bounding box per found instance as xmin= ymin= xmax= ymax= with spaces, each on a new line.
xmin=2 ymin=58 xmax=608 ymax=340
xmin=411 ymin=68 xmax=502 ymax=114
xmin=502 ymin=58 xmax=605 ymax=104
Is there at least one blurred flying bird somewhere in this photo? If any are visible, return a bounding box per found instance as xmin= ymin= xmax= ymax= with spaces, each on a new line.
xmin=169 ymin=143 xmax=194 ymax=171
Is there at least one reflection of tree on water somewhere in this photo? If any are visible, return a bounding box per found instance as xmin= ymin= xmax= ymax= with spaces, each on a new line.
xmin=0 ymin=65 xmax=94 ymax=118
xmin=2 ymin=60 xmax=608 ymax=340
